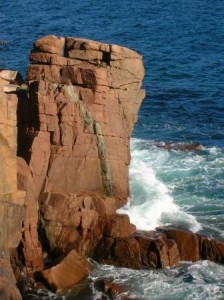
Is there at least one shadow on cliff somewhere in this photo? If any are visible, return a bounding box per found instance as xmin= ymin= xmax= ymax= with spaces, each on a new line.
xmin=17 ymin=81 xmax=40 ymax=164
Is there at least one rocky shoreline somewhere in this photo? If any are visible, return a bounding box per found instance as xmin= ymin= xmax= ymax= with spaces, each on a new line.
xmin=0 ymin=35 xmax=224 ymax=299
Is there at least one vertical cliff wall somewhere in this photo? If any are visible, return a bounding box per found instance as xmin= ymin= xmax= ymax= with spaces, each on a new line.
xmin=0 ymin=71 xmax=25 ymax=299
xmin=18 ymin=35 xmax=145 ymax=255
xmin=21 ymin=35 xmax=145 ymax=201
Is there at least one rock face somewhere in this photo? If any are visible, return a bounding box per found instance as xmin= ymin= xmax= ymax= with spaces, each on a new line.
xmin=93 ymin=227 xmax=224 ymax=269
xmin=93 ymin=230 xmax=180 ymax=269
xmin=18 ymin=35 xmax=145 ymax=256
xmin=24 ymin=35 xmax=145 ymax=201
xmin=17 ymin=157 xmax=44 ymax=276
xmin=0 ymin=70 xmax=26 ymax=299
xmin=1 ymin=36 xmax=224 ymax=297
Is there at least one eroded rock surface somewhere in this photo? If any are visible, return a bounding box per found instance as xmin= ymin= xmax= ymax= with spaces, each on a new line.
xmin=18 ymin=35 xmax=145 ymax=257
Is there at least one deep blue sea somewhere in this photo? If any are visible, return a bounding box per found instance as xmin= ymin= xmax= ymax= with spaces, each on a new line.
xmin=1 ymin=0 xmax=224 ymax=299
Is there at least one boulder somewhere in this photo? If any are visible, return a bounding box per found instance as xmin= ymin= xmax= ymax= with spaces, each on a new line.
xmin=155 ymin=142 xmax=203 ymax=151
xmin=39 ymin=250 xmax=91 ymax=293
xmin=33 ymin=35 xmax=65 ymax=55
xmin=94 ymin=279 xmax=134 ymax=300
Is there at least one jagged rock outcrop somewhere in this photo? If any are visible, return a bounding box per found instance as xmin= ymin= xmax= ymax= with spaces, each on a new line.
xmin=93 ymin=230 xmax=180 ymax=269
xmin=93 ymin=227 xmax=224 ymax=269
xmin=17 ymin=35 xmax=145 ymax=257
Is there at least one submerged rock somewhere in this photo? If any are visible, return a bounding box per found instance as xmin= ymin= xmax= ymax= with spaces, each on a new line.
xmin=155 ymin=142 xmax=203 ymax=151
xmin=94 ymin=279 xmax=141 ymax=300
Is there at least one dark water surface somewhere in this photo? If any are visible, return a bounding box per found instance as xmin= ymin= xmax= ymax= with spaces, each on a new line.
xmin=1 ymin=0 xmax=224 ymax=299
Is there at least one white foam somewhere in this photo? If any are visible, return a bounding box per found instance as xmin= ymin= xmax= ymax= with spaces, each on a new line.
xmin=119 ymin=138 xmax=202 ymax=232
xmin=90 ymin=260 xmax=224 ymax=300
xmin=208 ymin=146 xmax=221 ymax=155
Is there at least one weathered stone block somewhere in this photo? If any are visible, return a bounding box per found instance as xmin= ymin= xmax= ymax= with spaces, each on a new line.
xmin=68 ymin=49 xmax=103 ymax=61
xmin=44 ymin=103 xmax=57 ymax=115
xmin=104 ymin=214 xmax=136 ymax=238
xmin=34 ymin=35 xmax=65 ymax=55
xmin=39 ymin=250 xmax=91 ymax=293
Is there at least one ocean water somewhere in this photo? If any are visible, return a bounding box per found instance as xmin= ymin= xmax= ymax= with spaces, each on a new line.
xmin=1 ymin=0 xmax=224 ymax=299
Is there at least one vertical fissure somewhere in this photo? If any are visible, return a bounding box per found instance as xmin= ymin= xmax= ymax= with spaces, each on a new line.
xmin=78 ymin=100 xmax=113 ymax=196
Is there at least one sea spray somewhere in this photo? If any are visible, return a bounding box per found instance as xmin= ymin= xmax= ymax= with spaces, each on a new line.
xmin=119 ymin=138 xmax=202 ymax=232
xmin=89 ymin=260 xmax=224 ymax=300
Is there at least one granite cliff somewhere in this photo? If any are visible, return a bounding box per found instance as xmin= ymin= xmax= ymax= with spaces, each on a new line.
xmin=18 ymin=35 xmax=145 ymax=273
xmin=0 ymin=35 xmax=224 ymax=298
xmin=0 ymin=70 xmax=26 ymax=299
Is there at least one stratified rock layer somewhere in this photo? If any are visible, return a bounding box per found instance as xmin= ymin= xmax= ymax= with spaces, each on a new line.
xmin=18 ymin=35 xmax=145 ymax=256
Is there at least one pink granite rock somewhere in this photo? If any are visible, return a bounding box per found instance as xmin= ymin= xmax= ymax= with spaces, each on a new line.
xmin=39 ymin=250 xmax=91 ymax=293
xmin=19 ymin=35 xmax=145 ymax=256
